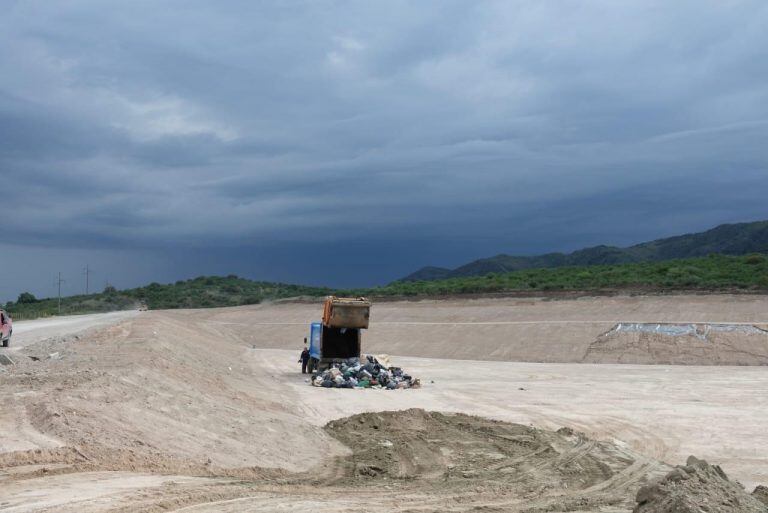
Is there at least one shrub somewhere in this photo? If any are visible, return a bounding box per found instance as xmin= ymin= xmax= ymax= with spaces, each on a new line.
xmin=17 ymin=292 xmax=37 ymax=304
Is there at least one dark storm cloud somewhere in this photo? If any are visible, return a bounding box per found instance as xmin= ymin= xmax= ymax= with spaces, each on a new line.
xmin=2 ymin=0 xmax=768 ymax=299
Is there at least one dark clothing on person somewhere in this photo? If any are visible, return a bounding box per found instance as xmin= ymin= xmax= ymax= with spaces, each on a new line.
xmin=299 ymin=348 xmax=310 ymax=374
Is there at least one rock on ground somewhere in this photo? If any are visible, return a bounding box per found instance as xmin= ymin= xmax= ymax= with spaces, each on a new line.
xmin=634 ymin=456 xmax=768 ymax=512
xmin=754 ymin=485 xmax=768 ymax=506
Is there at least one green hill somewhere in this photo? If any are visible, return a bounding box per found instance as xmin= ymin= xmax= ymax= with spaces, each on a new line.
xmin=6 ymin=255 xmax=768 ymax=321
xmin=5 ymin=275 xmax=330 ymax=320
xmin=363 ymin=253 xmax=768 ymax=297
xmin=402 ymin=220 xmax=768 ymax=281
xmin=7 ymin=221 xmax=768 ymax=322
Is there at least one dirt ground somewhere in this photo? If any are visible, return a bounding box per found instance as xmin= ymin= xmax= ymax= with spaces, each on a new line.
xmin=211 ymin=294 xmax=768 ymax=364
xmin=1 ymin=295 xmax=767 ymax=512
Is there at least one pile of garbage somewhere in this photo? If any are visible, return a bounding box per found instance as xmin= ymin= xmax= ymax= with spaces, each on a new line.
xmin=312 ymin=355 xmax=420 ymax=390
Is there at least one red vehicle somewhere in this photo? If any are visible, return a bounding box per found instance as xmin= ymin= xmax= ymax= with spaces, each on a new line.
xmin=1 ymin=309 xmax=12 ymax=348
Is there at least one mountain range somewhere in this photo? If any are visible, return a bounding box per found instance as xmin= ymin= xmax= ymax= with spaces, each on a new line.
xmin=401 ymin=220 xmax=768 ymax=282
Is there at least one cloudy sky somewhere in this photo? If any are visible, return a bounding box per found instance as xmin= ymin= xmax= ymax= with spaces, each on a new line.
xmin=2 ymin=0 xmax=767 ymax=300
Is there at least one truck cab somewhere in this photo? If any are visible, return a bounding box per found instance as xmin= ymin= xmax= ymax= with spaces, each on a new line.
xmin=1 ymin=309 xmax=12 ymax=348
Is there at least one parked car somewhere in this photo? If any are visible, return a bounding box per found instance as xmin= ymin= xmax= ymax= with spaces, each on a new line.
xmin=1 ymin=309 xmax=12 ymax=347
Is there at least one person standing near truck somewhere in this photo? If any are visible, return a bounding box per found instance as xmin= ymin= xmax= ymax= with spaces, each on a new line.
xmin=298 ymin=342 xmax=310 ymax=374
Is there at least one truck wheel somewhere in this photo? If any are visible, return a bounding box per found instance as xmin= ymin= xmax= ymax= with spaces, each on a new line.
xmin=1 ymin=338 xmax=7 ymax=348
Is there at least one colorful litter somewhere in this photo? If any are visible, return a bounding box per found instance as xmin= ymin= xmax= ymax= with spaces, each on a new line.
xmin=311 ymin=355 xmax=420 ymax=390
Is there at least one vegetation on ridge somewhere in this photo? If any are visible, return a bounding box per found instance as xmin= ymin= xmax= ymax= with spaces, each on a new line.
xmin=5 ymin=254 xmax=768 ymax=320
xmin=403 ymin=220 xmax=768 ymax=281
xmin=355 ymin=254 xmax=768 ymax=297
xmin=4 ymin=276 xmax=330 ymax=320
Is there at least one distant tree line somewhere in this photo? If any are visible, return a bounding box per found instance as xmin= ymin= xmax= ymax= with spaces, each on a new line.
xmin=5 ymin=254 xmax=767 ymax=320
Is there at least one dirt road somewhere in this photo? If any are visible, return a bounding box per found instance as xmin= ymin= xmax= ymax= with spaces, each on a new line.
xmin=1 ymin=296 xmax=766 ymax=512
xmin=8 ymin=311 xmax=139 ymax=352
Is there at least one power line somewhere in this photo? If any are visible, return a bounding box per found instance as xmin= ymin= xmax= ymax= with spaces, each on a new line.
xmin=55 ymin=272 xmax=66 ymax=314
xmin=83 ymin=264 xmax=94 ymax=295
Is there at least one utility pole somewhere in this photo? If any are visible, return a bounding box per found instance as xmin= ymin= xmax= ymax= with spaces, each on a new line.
xmin=83 ymin=264 xmax=93 ymax=295
xmin=56 ymin=272 xmax=65 ymax=314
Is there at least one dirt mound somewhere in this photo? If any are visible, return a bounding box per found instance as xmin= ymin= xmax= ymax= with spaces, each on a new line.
xmin=634 ymin=456 xmax=767 ymax=512
xmin=323 ymin=409 xmax=665 ymax=510
xmin=754 ymin=485 xmax=768 ymax=506
xmin=0 ymin=313 xmax=348 ymax=476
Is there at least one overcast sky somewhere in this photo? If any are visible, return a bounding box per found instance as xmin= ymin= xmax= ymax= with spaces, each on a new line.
xmin=2 ymin=0 xmax=767 ymax=301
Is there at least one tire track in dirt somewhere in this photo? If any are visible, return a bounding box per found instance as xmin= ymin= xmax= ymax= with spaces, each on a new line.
xmin=3 ymin=301 xmax=768 ymax=512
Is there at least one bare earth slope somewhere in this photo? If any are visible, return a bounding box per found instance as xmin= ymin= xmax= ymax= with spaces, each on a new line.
xmin=210 ymin=294 xmax=768 ymax=364
xmin=1 ymin=295 xmax=767 ymax=511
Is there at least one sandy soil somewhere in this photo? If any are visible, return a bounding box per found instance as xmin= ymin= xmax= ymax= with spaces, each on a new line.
xmin=1 ymin=295 xmax=766 ymax=512
xmin=211 ymin=295 xmax=768 ymax=364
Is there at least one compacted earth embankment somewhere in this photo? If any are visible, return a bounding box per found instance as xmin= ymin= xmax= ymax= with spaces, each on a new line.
xmin=207 ymin=294 xmax=768 ymax=365
xmin=1 ymin=297 xmax=767 ymax=512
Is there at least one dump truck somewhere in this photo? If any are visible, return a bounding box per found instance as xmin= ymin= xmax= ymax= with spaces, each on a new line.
xmin=308 ymin=296 xmax=371 ymax=372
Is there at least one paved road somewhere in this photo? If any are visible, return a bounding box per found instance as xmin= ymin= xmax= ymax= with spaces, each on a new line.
xmin=6 ymin=310 xmax=140 ymax=352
